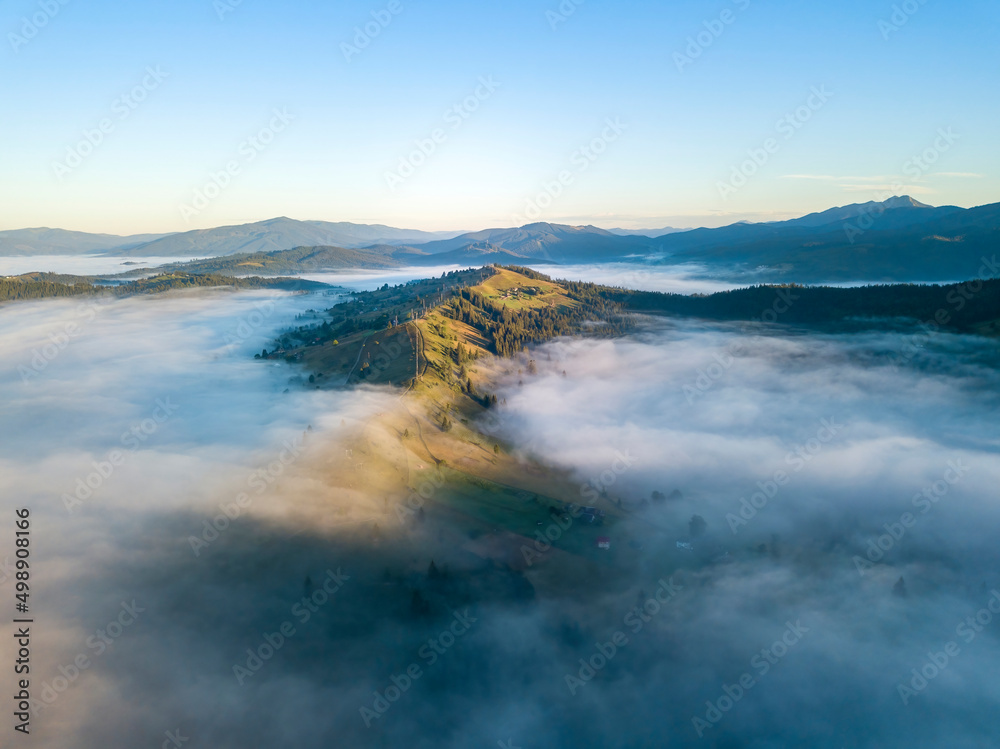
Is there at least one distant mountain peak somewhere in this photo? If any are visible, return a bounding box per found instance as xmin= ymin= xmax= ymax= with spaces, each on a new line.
xmin=775 ymin=195 xmax=943 ymax=230
xmin=880 ymin=195 xmax=932 ymax=209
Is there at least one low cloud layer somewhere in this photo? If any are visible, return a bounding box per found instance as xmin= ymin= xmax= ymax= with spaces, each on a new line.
xmin=481 ymin=317 xmax=1000 ymax=746
xmin=529 ymin=263 xmax=741 ymax=295
xmin=1 ymin=278 xmax=998 ymax=748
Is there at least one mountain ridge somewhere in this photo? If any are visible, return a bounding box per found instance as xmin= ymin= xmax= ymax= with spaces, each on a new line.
xmin=0 ymin=218 xmax=466 ymax=258
xmin=6 ymin=197 xmax=999 ymax=284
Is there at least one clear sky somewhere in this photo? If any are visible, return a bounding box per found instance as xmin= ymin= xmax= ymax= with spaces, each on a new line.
xmin=2 ymin=0 xmax=997 ymax=234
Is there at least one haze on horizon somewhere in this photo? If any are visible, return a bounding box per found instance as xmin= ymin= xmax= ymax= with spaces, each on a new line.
xmin=3 ymin=0 xmax=998 ymax=234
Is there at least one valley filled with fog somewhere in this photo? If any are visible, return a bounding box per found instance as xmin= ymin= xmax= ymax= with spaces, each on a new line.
xmin=0 ymin=255 xmax=189 ymax=278
xmin=1 ymin=266 xmax=998 ymax=748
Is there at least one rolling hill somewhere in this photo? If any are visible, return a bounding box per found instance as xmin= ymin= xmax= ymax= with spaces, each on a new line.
xmin=0 ymin=218 xmax=464 ymax=258
xmin=0 ymin=228 xmax=173 ymax=256
xmin=139 ymin=245 xmax=405 ymax=276
xmin=409 ymin=222 xmax=657 ymax=262
xmin=115 ymin=217 xmax=464 ymax=257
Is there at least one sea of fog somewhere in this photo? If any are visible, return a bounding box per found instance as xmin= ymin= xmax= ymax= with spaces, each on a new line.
xmin=529 ymin=262 xmax=742 ymax=294
xmin=300 ymin=263 xmax=743 ymax=295
xmin=0 ymin=255 xmax=194 ymax=277
xmin=1 ymin=266 xmax=998 ymax=747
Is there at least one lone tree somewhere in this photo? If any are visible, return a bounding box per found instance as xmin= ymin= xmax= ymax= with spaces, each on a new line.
xmin=689 ymin=514 xmax=707 ymax=538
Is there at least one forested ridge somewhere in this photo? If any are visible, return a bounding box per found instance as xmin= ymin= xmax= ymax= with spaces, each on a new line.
xmin=0 ymin=276 xmax=94 ymax=301
xmin=599 ymin=278 xmax=1000 ymax=330
xmin=445 ymin=285 xmax=632 ymax=356
xmin=0 ymin=272 xmax=323 ymax=302
xmin=443 ymin=269 xmax=1000 ymax=354
xmin=271 ymin=266 xmax=1000 ymax=369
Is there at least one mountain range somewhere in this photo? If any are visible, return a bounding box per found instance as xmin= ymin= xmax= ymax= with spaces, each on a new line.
xmin=657 ymin=197 xmax=995 ymax=282
xmin=0 ymin=228 xmax=174 ymax=256
xmin=0 ymin=218 xmax=464 ymax=257
xmin=5 ymin=197 xmax=999 ymax=283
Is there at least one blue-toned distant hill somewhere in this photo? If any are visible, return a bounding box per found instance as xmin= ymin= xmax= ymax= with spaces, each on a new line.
xmin=6 ymin=198 xmax=999 ymax=283
xmin=657 ymin=198 xmax=998 ymax=282
xmin=407 ymin=222 xmax=658 ymax=263
xmin=0 ymin=228 xmax=173 ymax=256
xmin=390 ymin=197 xmax=995 ymax=279
xmin=114 ymin=217 xmax=465 ymax=258
xmin=608 ymin=226 xmax=687 ymax=237
xmin=770 ymin=195 xmax=957 ymax=228
xmin=117 ymin=198 xmax=1000 ymax=284
xmin=0 ymin=218 xmax=465 ymax=258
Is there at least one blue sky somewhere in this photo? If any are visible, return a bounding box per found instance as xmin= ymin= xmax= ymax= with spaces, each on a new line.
xmin=2 ymin=0 xmax=997 ymax=233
